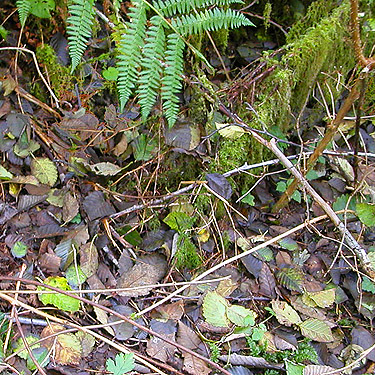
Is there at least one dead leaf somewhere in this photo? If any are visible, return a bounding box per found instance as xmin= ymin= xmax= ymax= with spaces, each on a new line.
xmin=63 ymin=192 xmax=79 ymax=222
xmin=117 ymin=254 xmax=167 ymax=297
xmin=41 ymin=324 xmax=82 ymax=365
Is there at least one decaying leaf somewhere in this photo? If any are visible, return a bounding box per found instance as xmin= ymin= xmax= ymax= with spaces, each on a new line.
xmin=271 ymin=300 xmax=302 ymax=327
xmin=31 ymin=157 xmax=58 ymax=186
xmin=202 ymin=291 xmax=229 ymax=327
xmin=82 ymin=191 xmax=115 ymax=221
xmin=117 ymin=254 xmax=167 ymax=297
xmin=218 ymin=353 xmax=284 ymax=369
xmin=303 ymin=365 xmax=341 ymax=375
xmin=41 ymin=324 xmax=82 ymax=365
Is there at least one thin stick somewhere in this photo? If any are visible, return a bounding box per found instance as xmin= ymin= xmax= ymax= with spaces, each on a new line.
xmin=0 ymin=279 xmax=232 ymax=375
xmin=0 ymin=46 xmax=60 ymax=108
xmin=136 ymin=214 xmax=330 ymax=316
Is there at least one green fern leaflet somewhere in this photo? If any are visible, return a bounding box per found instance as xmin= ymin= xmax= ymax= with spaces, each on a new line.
xmin=16 ymin=0 xmax=31 ymax=26
xmin=67 ymin=0 xmax=96 ymax=73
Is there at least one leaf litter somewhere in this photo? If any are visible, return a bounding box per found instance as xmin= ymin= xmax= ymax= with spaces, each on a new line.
xmin=1 ymin=1 xmax=375 ymax=375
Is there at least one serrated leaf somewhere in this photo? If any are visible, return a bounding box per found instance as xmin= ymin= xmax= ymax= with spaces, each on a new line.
xmin=303 ymin=365 xmax=337 ymax=375
xmin=356 ymin=203 xmax=375 ymax=227
xmin=38 ymin=276 xmax=80 ymax=312
xmin=307 ymin=289 xmax=335 ymax=308
xmin=298 ymin=318 xmax=334 ymax=342
xmin=226 ymin=305 xmax=256 ymax=327
xmin=163 ymin=211 xmax=194 ymax=232
xmin=14 ymin=335 xmax=40 ymax=359
xmin=277 ymin=268 xmax=304 ymax=292
xmin=271 ymin=300 xmax=301 ymax=327
xmin=106 ymin=353 xmax=135 ymax=375
xmin=31 ymin=157 xmax=58 ymax=186
xmin=202 ymin=291 xmax=229 ymax=327
xmin=11 ymin=241 xmax=28 ymax=258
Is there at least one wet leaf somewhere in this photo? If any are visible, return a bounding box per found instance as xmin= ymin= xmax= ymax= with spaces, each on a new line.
xmin=202 ymin=291 xmax=229 ymax=327
xmin=298 ymin=318 xmax=334 ymax=342
xmin=38 ymin=276 xmax=80 ymax=312
xmin=165 ymin=120 xmax=201 ymax=150
xmin=218 ymin=353 xmax=284 ymax=369
xmin=54 ymin=239 xmax=74 ymax=270
xmin=241 ymin=254 xmax=263 ymax=278
xmin=31 ymin=157 xmax=58 ymax=186
xmin=206 ymin=173 xmax=233 ymax=200
xmin=259 ymin=263 xmax=277 ymax=298
xmin=271 ymin=300 xmax=302 ymax=327
xmin=277 ymin=267 xmax=304 ymax=292
xmin=82 ymin=191 xmax=115 ymax=221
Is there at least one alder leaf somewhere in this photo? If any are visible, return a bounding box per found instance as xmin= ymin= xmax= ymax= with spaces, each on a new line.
xmin=31 ymin=157 xmax=58 ymax=186
xmin=202 ymin=291 xmax=229 ymax=327
xmin=298 ymin=318 xmax=334 ymax=342
xmin=271 ymin=300 xmax=302 ymax=327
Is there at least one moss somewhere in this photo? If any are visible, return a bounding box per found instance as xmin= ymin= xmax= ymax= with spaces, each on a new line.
xmin=175 ymin=236 xmax=202 ymax=270
xmin=35 ymin=44 xmax=74 ymax=101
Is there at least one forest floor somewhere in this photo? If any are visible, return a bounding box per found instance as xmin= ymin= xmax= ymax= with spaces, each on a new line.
xmin=0 ymin=1 xmax=375 ymax=375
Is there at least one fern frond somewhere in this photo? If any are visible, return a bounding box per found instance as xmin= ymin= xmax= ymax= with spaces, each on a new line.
xmin=154 ymin=0 xmax=244 ymax=18
xmin=172 ymin=8 xmax=254 ymax=36
xmin=117 ymin=0 xmax=148 ymax=111
xmin=161 ymin=33 xmax=185 ymax=127
xmin=67 ymin=0 xmax=96 ymax=73
xmin=138 ymin=16 xmax=166 ymax=120
xmin=16 ymin=0 xmax=31 ymax=26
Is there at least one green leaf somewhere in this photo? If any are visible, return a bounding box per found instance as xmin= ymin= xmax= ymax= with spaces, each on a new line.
xmin=163 ymin=211 xmax=194 ymax=232
xmin=132 ymin=134 xmax=156 ymax=161
xmin=31 ymin=157 xmax=58 ymax=186
xmin=202 ymin=291 xmax=229 ymax=327
xmin=276 ymin=181 xmax=287 ymax=192
xmin=102 ymin=67 xmax=119 ymax=81
xmin=241 ymin=193 xmax=255 ymax=205
xmin=279 ymin=237 xmax=299 ymax=251
xmin=286 ymin=360 xmax=304 ymax=375
xmin=226 ymin=305 xmax=256 ymax=327
xmin=27 ymin=347 xmax=49 ymax=370
xmin=65 ymin=265 xmax=87 ymax=287
xmin=271 ymin=300 xmax=302 ymax=327
xmin=38 ymin=276 xmax=80 ymax=312
xmin=0 ymin=25 xmax=8 ymax=40
xmin=11 ymin=241 xmax=28 ymax=258
xmin=29 ymin=0 xmax=55 ymax=18
xmin=0 ymin=165 xmax=13 ymax=180
xmin=291 ymin=190 xmax=301 ymax=203
xmin=106 ymin=353 xmax=135 ymax=375
xmin=307 ymin=289 xmax=335 ymax=308
xmin=298 ymin=318 xmax=334 ymax=342
xmin=14 ymin=335 xmax=40 ymax=359
xmin=356 ymin=203 xmax=375 ymax=227
xmin=362 ymin=276 xmax=375 ymax=293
